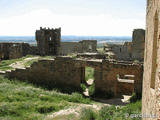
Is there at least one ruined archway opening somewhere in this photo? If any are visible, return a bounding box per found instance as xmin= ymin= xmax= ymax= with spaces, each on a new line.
xmin=81 ymin=66 xmax=95 ymax=97
xmin=150 ymin=11 xmax=159 ymax=89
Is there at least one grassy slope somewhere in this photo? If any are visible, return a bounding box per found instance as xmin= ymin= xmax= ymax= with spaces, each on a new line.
xmin=0 ymin=55 xmax=54 ymax=71
xmin=79 ymin=101 xmax=141 ymax=120
xmin=0 ymin=76 xmax=91 ymax=120
xmin=0 ymin=55 xmax=33 ymax=71
xmin=0 ymin=56 xmax=142 ymax=120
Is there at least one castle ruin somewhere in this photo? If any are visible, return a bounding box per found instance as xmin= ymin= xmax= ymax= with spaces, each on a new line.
xmin=36 ymin=27 xmax=61 ymax=56
xmin=104 ymin=29 xmax=145 ymax=61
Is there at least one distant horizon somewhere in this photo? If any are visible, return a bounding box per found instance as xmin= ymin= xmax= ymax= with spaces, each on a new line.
xmin=0 ymin=35 xmax=132 ymax=37
xmin=0 ymin=0 xmax=146 ymax=36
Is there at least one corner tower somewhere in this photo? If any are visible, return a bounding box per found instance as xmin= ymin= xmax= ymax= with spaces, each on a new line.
xmin=36 ymin=27 xmax=61 ymax=56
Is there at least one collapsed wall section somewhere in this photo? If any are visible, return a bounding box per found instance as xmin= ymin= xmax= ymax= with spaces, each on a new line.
xmin=59 ymin=40 xmax=97 ymax=55
xmin=6 ymin=57 xmax=83 ymax=92
xmin=5 ymin=57 xmax=143 ymax=98
xmin=0 ymin=43 xmax=36 ymax=60
xmin=95 ymin=60 xmax=143 ymax=98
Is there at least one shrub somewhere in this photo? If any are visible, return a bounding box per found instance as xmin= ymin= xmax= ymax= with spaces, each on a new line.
xmin=88 ymin=83 xmax=95 ymax=96
xmin=129 ymin=92 xmax=142 ymax=103
xmin=80 ymin=108 xmax=97 ymax=120
xmin=85 ymin=67 xmax=94 ymax=81
xmin=98 ymin=106 xmax=117 ymax=120
xmin=37 ymin=105 xmax=55 ymax=113
xmin=80 ymin=83 xmax=87 ymax=92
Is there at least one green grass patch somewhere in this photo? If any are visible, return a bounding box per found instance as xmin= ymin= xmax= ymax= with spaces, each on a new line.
xmin=85 ymin=67 xmax=94 ymax=81
xmin=88 ymin=83 xmax=95 ymax=96
xmin=79 ymin=101 xmax=142 ymax=120
xmin=23 ymin=59 xmax=39 ymax=67
xmin=0 ymin=55 xmax=33 ymax=71
xmin=80 ymin=108 xmax=97 ymax=120
xmin=0 ymin=76 xmax=92 ymax=119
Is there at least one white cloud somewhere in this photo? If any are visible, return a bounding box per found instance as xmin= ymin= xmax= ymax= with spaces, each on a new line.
xmin=0 ymin=9 xmax=145 ymax=36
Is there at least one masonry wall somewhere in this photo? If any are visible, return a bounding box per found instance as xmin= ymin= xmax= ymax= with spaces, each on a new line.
xmin=132 ymin=29 xmax=145 ymax=61
xmin=6 ymin=58 xmax=83 ymax=92
xmin=6 ymin=57 xmax=143 ymax=98
xmin=0 ymin=43 xmax=35 ymax=60
xmin=59 ymin=40 xmax=97 ymax=55
xmin=80 ymin=40 xmax=97 ymax=53
xmin=104 ymin=43 xmax=132 ymax=61
xmin=59 ymin=42 xmax=82 ymax=55
xmin=36 ymin=27 xmax=61 ymax=56
xmin=95 ymin=60 xmax=143 ymax=97
xmin=104 ymin=29 xmax=145 ymax=62
xmin=142 ymin=0 xmax=160 ymax=119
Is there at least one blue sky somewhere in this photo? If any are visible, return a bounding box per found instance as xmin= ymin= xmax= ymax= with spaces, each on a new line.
xmin=0 ymin=0 xmax=146 ymax=36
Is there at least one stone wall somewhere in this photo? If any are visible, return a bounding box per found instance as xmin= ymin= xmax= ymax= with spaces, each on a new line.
xmin=142 ymin=0 xmax=160 ymax=119
xmin=36 ymin=27 xmax=61 ymax=56
xmin=59 ymin=42 xmax=82 ymax=55
xmin=95 ymin=60 xmax=143 ymax=97
xmin=5 ymin=57 xmax=143 ymax=98
xmin=59 ymin=40 xmax=97 ymax=55
xmin=104 ymin=29 xmax=145 ymax=61
xmin=6 ymin=58 xmax=83 ymax=92
xmin=77 ymin=53 xmax=105 ymax=59
xmin=104 ymin=42 xmax=132 ymax=61
xmin=132 ymin=29 xmax=145 ymax=61
xmin=0 ymin=43 xmax=35 ymax=60
xmin=80 ymin=40 xmax=97 ymax=53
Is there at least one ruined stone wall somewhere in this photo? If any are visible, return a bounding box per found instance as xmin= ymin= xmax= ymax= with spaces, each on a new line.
xmin=59 ymin=42 xmax=82 ymax=55
xmin=95 ymin=60 xmax=143 ymax=97
xmin=59 ymin=40 xmax=97 ymax=55
xmin=6 ymin=57 xmax=83 ymax=91
xmin=104 ymin=43 xmax=132 ymax=61
xmin=132 ymin=29 xmax=145 ymax=61
xmin=36 ymin=27 xmax=61 ymax=56
xmin=80 ymin=40 xmax=97 ymax=52
xmin=0 ymin=43 xmax=34 ymax=60
xmin=142 ymin=0 xmax=160 ymax=119
xmin=6 ymin=57 xmax=143 ymax=98
xmin=104 ymin=29 xmax=145 ymax=62
xmin=77 ymin=53 xmax=105 ymax=59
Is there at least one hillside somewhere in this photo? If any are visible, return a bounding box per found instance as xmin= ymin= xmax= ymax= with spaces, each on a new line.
xmin=0 ymin=57 xmax=141 ymax=120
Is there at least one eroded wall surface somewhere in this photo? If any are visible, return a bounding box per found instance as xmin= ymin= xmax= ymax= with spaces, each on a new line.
xmin=132 ymin=29 xmax=145 ymax=61
xmin=59 ymin=42 xmax=82 ymax=55
xmin=104 ymin=43 xmax=132 ymax=61
xmin=95 ymin=60 xmax=143 ymax=97
xmin=142 ymin=0 xmax=160 ymax=119
xmin=0 ymin=43 xmax=35 ymax=60
xmin=59 ymin=40 xmax=97 ymax=55
xmin=104 ymin=29 xmax=145 ymax=61
xmin=6 ymin=57 xmax=143 ymax=98
xmin=6 ymin=58 xmax=83 ymax=92
xmin=36 ymin=27 xmax=61 ymax=56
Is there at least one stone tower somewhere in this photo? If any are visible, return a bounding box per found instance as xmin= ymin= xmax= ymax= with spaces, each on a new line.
xmin=36 ymin=27 xmax=61 ymax=56
xmin=142 ymin=0 xmax=160 ymax=119
xmin=132 ymin=29 xmax=145 ymax=61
